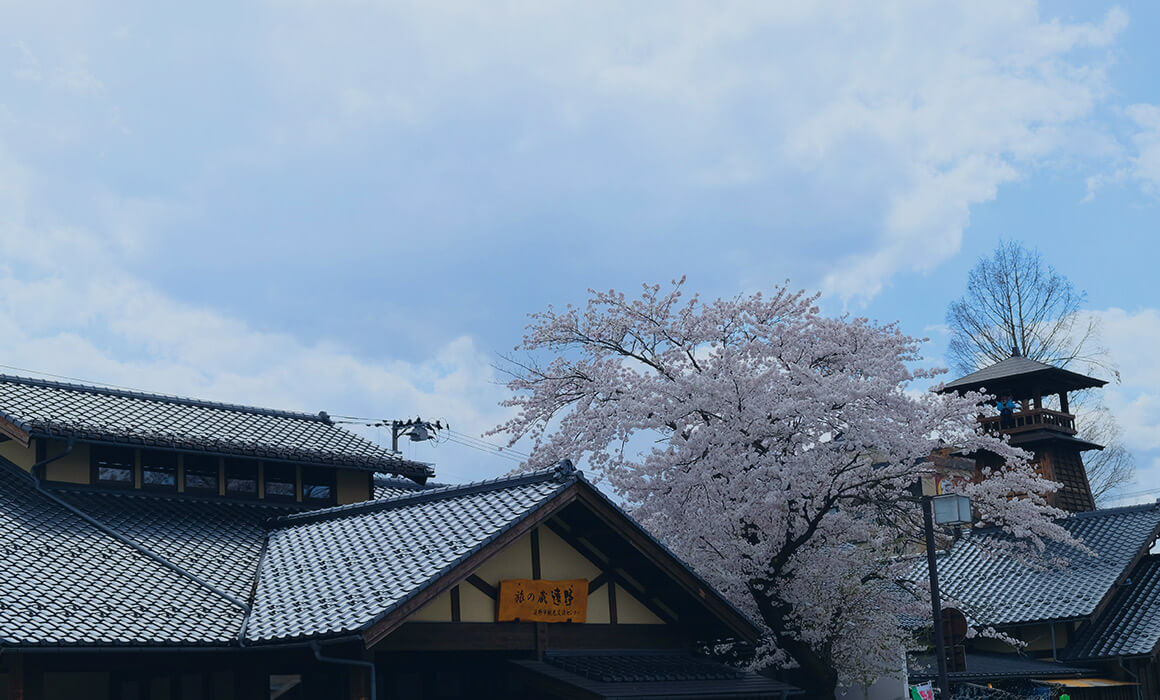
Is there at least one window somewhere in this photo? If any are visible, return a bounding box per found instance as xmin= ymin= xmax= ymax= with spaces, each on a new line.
xmin=264 ymin=464 xmax=297 ymax=501
xmin=225 ymin=459 xmax=258 ymax=498
xmin=91 ymin=446 xmax=134 ymax=488
xmin=141 ymin=450 xmax=177 ymax=491
xmin=184 ymin=455 xmax=220 ymax=494
xmin=302 ymin=467 xmax=335 ymax=504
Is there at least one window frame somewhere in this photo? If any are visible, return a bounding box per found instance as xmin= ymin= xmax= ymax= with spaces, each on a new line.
xmin=90 ymin=445 xmax=136 ymax=489
xmin=301 ymin=467 xmax=336 ymax=505
xmin=224 ymin=458 xmax=259 ymax=500
xmin=183 ymin=454 xmax=221 ymax=496
xmin=263 ymin=463 xmax=298 ymax=502
xmin=140 ymin=450 xmax=178 ymax=492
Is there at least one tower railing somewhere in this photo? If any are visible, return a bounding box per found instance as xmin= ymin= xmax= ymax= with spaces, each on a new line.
xmin=978 ymin=407 xmax=1076 ymax=436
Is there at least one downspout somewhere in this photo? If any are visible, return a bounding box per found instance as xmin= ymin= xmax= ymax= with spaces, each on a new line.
xmin=312 ymin=642 xmax=376 ymax=700
xmin=25 ymin=439 xmax=251 ymax=613
xmin=1117 ymin=657 xmax=1142 ymax=700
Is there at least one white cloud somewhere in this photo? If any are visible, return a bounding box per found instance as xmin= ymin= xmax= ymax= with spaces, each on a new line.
xmin=252 ymin=1 xmax=1128 ymax=300
xmin=0 ymin=185 xmax=516 ymax=484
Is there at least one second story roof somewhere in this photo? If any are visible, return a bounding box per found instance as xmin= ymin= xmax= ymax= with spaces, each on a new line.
xmin=940 ymin=355 xmax=1106 ymax=398
xmin=913 ymin=502 xmax=1160 ymax=627
xmin=0 ymin=374 xmax=432 ymax=480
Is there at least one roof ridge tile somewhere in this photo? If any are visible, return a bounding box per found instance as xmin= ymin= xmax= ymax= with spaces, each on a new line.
xmin=267 ymin=461 xmax=579 ymax=528
xmin=0 ymin=373 xmax=326 ymax=423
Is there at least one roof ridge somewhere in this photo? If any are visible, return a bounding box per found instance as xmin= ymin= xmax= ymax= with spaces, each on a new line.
xmin=0 ymin=373 xmax=328 ymax=423
xmin=964 ymin=501 xmax=1160 ymax=538
xmin=267 ymin=461 xmax=580 ymax=527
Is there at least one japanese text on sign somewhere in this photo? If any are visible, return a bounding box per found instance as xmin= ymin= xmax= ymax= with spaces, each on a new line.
xmin=497 ymin=579 xmax=588 ymax=623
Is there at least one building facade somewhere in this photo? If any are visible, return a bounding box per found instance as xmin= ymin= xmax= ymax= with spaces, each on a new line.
xmin=0 ymin=374 xmax=799 ymax=700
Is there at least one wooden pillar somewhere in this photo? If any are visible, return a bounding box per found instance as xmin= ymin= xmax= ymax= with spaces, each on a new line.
xmin=1059 ymin=391 xmax=1069 ymax=414
xmin=8 ymin=654 xmax=39 ymax=700
xmin=234 ymin=664 xmax=265 ymax=700
xmin=348 ymin=665 xmax=371 ymax=700
xmin=7 ymin=653 xmax=24 ymax=700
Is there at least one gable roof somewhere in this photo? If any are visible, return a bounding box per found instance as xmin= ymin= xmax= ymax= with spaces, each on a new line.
xmin=0 ymin=462 xmax=251 ymax=646
xmin=940 ymin=355 xmax=1106 ymax=397
xmin=0 ymin=454 xmax=757 ymax=650
xmin=246 ymin=466 xmax=577 ymax=643
xmin=1069 ymin=555 xmax=1160 ymax=660
xmin=248 ymin=462 xmax=759 ymax=646
xmin=916 ymin=503 xmax=1160 ymax=627
xmin=0 ymin=374 xmax=431 ymax=480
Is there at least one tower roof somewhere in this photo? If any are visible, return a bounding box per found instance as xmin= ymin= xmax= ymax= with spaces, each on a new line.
xmin=939 ymin=355 xmax=1107 ymax=398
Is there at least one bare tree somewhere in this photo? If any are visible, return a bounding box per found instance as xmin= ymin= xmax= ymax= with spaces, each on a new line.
xmin=946 ymin=240 xmax=1134 ymax=502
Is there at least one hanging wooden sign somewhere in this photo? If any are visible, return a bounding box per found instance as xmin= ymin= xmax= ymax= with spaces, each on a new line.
xmin=497 ymin=579 xmax=588 ymax=623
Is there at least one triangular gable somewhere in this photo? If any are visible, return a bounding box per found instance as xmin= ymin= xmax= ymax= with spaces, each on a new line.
xmin=363 ymin=474 xmax=757 ymax=647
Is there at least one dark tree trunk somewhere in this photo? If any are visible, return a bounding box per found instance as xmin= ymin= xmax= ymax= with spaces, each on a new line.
xmin=749 ymin=581 xmax=841 ymax=699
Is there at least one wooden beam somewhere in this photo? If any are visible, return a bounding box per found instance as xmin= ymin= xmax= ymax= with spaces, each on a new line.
xmin=571 ymin=488 xmax=758 ymax=641
xmin=608 ymin=580 xmax=618 ymax=624
xmin=363 ymin=486 xmax=582 ymax=648
xmin=531 ymin=527 xmax=542 ymax=580
xmin=548 ymin=519 xmax=676 ymax=624
xmin=0 ymin=416 xmax=28 ymax=448
xmin=373 ymin=622 xmax=687 ymax=651
xmin=611 ymin=572 xmax=678 ymax=625
xmin=466 ymin=574 xmax=497 ymax=600
xmin=450 ymin=585 xmax=461 ymax=622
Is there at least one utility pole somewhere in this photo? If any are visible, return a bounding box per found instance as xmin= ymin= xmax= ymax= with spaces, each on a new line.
xmin=923 ymin=496 xmax=951 ymax=699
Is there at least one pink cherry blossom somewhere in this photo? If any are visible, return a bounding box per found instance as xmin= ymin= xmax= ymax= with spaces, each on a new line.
xmin=492 ymin=279 xmax=1077 ymax=698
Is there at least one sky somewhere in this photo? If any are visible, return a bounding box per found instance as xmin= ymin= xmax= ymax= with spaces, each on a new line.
xmin=0 ymin=1 xmax=1158 ymax=493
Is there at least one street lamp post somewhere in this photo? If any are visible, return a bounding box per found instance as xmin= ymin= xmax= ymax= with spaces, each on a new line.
xmin=923 ymin=493 xmax=972 ymax=699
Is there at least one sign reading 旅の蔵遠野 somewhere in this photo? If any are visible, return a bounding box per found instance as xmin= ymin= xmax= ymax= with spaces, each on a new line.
xmin=497 ymin=579 xmax=588 ymax=623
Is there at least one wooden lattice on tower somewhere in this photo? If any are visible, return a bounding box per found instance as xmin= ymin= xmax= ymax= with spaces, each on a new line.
xmin=939 ymin=352 xmax=1107 ymax=513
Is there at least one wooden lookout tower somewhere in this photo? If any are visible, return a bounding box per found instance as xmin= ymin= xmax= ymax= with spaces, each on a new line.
xmin=939 ymin=353 xmax=1107 ymax=513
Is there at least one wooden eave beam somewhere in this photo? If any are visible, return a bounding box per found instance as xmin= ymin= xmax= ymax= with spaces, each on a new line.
xmin=0 ymin=416 xmax=29 ymax=448
xmin=569 ymin=487 xmax=759 ymax=642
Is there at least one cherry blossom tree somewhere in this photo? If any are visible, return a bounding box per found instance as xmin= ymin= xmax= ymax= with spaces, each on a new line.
xmin=493 ymin=280 xmax=1078 ymax=699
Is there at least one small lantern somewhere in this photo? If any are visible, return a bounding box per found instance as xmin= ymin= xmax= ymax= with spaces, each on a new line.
xmin=931 ymin=493 xmax=972 ymax=526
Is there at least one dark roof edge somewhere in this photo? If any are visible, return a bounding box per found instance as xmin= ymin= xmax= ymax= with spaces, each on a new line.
xmin=0 ymin=373 xmax=329 ymax=424
xmin=965 ymin=500 xmax=1160 ymax=538
xmin=570 ymin=472 xmax=762 ymax=638
xmin=267 ymin=461 xmax=580 ymax=527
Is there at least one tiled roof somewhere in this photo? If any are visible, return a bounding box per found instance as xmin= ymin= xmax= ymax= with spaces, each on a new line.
xmin=51 ymin=487 xmax=292 ymax=602
xmin=0 ymin=374 xmax=431 ymax=479
xmin=513 ymin=651 xmax=804 ymax=697
xmin=1070 ymin=555 xmax=1160 ymax=659
xmin=244 ymin=465 xmax=578 ymax=643
xmin=372 ymin=473 xmax=439 ymax=500
xmin=941 ymin=355 xmax=1106 ymax=395
xmin=917 ymin=503 xmax=1160 ymax=627
xmin=0 ymin=462 xmax=246 ymax=646
xmin=908 ymin=652 xmax=1092 ymax=682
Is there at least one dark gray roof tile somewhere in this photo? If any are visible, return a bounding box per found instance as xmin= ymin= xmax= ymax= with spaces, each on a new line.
xmin=245 ymin=467 xmax=577 ymax=642
xmin=1070 ymin=555 xmax=1160 ymax=659
xmin=915 ymin=503 xmax=1160 ymax=627
xmin=0 ymin=463 xmax=246 ymax=646
xmin=0 ymin=374 xmax=430 ymax=478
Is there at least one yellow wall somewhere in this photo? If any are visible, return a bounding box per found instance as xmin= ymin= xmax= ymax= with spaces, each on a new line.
xmin=406 ymin=525 xmax=668 ymax=625
xmin=410 ymin=589 xmax=453 ymax=621
xmin=44 ymin=442 xmax=90 ymax=484
xmin=0 ymin=438 xmax=35 ymax=470
xmin=615 ymin=584 xmax=665 ymax=624
xmin=459 ymin=583 xmax=493 ymax=623
xmin=336 ymin=469 xmax=371 ymax=505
